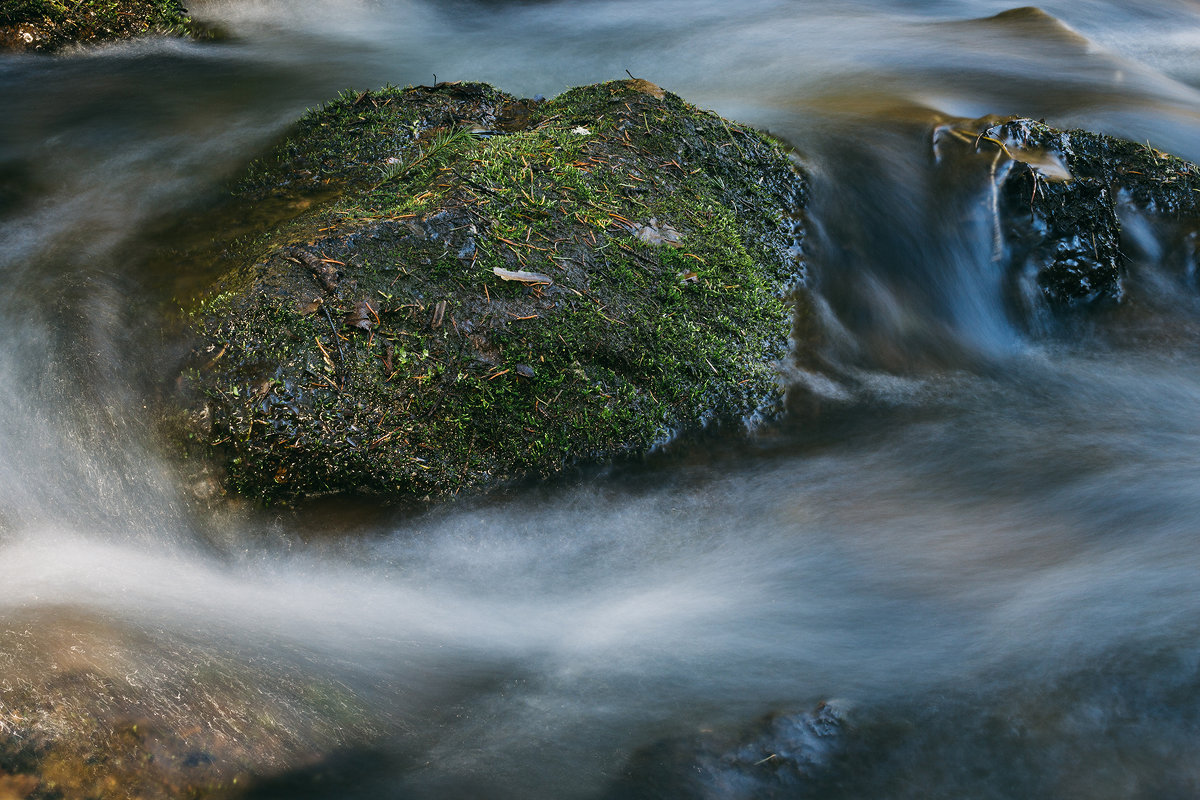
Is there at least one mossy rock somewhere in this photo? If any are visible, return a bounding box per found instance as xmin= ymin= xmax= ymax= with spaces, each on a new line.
xmin=175 ymin=79 xmax=808 ymax=505
xmin=0 ymin=0 xmax=217 ymax=52
xmin=936 ymin=116 xmax=1200 ymax=314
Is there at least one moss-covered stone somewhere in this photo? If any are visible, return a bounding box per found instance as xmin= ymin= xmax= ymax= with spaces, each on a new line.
xmin=176 ymin=79 xmax=807 ymax=505
xmin=0 ymin=0 xmax=216 ymax=52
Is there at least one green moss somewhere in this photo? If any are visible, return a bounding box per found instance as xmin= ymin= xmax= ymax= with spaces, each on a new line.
xmin=178 ymin=80 xmax=807 ymax=504
xmin=0 ymin=0 xmax=213 ymax=51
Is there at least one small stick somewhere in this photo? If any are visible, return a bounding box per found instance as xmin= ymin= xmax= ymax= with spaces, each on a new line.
xmin=322 ymin=306 xmax=346 ymax=365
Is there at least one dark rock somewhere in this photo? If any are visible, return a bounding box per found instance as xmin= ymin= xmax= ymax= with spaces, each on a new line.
xmin=935 ymin=115 xmax=1200 ymax=317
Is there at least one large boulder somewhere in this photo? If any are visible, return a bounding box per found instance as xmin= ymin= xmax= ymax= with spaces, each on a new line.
xmin=174 ymin=79 xmax=808 ymax=504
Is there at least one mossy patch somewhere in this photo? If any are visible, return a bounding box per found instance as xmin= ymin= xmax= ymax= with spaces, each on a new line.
xmin=177 ymin=79 xmax=807 ymax=505
xmin=0 ymin=0 xmax=218 ymax=52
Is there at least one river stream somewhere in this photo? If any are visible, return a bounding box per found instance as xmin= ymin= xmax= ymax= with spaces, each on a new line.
xmin=5 ymin=1 xmax=1200 ymax=797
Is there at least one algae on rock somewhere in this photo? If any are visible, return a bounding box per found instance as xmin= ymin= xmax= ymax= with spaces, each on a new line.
xmin=178 ymin=79 xmax=808 ymax=504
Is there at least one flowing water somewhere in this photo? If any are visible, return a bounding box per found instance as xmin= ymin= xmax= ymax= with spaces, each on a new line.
xmin=6 ymin=1 xmax=1200 ymax=797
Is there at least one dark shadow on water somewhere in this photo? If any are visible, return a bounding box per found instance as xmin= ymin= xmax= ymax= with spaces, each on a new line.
xmin=234 ymin=747 xmax=406 ymax=800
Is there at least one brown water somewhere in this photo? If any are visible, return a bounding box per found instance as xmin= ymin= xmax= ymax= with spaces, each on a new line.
xmin=5 ymin=1 xmax=1200 ymax=796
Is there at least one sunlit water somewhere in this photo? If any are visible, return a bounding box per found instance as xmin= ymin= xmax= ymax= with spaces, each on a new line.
xmin=6 ymin=1 xmax=1200 ymax=796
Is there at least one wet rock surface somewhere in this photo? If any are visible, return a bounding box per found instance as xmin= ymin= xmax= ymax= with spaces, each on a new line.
xmin=173 ymin=79 xmax=807 ymax=505
xmin=936 ymin=115 xmax=1200 ymax=317
xmin=0 ymin=613 xmax=379 ymax=800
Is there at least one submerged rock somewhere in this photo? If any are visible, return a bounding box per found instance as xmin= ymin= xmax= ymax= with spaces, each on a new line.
xmin=174 ymin=79 xmax=807 ymax=504
xmin=0 ymin=612 xmax=378 ymax=800
xmin=605 ymin=702 xmax=848 ymax=799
